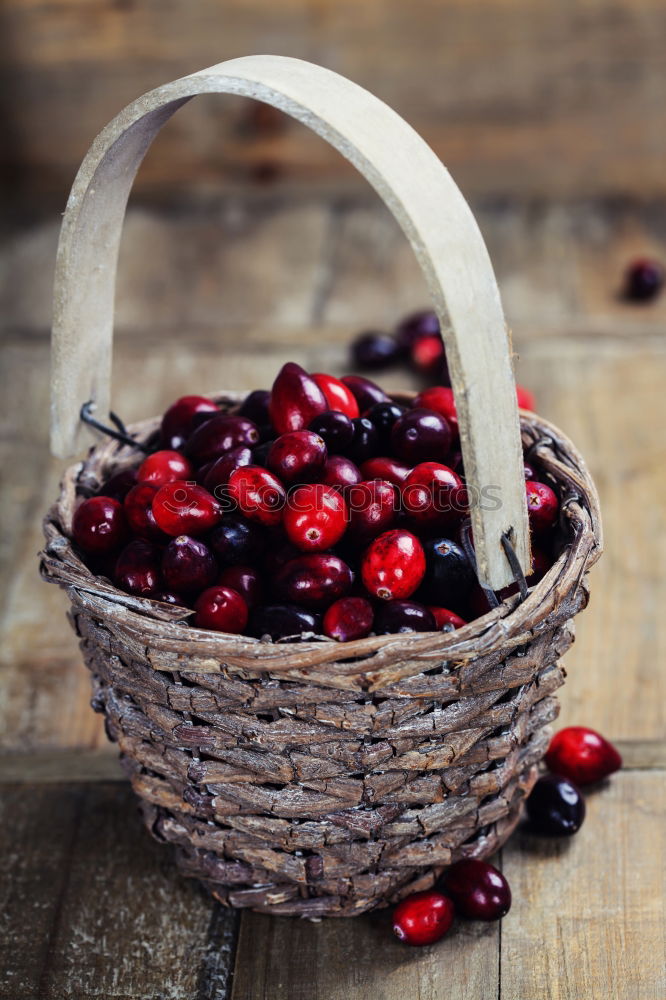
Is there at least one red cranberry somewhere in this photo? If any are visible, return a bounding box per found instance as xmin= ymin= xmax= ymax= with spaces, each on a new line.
xmin=526 ymin=480 xmax=559 ymax=534
xmin=283 ymin=484 xmax=348 ymax=552
xmin=413 ymin=387 xmax=458 ymax=441
xmin=360 ymin=457 xmax=410 ymax=486
xmin=186 ymin=414 xmax=260 ymax=466
xmin=161 ymin=395 xmax=219 ymax=449
xmin=442 ymin=859 xmax=511 ymax=921
xmin=323 ymin=596 xmax=374 ymax=641
xmin=152 ymin=481 xmax=221 ymax=537
xmin=249 ymin=604 xmax=322 ymax=640
xmin=321 ymin=456 xmax=363 ymax=491
xmin=392 ymin=890 xmax=454 ymax=946
xmin=365 ymin=402 xmax=407 ymax=448
xmin=218 ymin=565 xmax=263 ymax=607
xmin=72 ymin=496 xmax=128 ymax=554
xmin=395 ymin=309 xmax=440 ymax=353
xmin=346 ymin=479 xmax=397 ymax=541
xmin=274 ymin=553 xmax=353 ymax=608
xmin=391 ymin=409 xmax=452 ymax=464
xmin=624 ymin=258 xmax=664 ymax=302
xmin=98 ymin=468 xmax=137 ymax=502
xmin=421 ymin=537 xmax=475 ymax=608
xmin=208 ymin=516 xmax=265 ymax=565
xmin=308 ymin=411 xmax=355 ymax=452
xmin=361 ymin=529 xmax=425 ymax=600
xmin=351 ymin=331 xmax=400 ymax=369
xmin=403 ymin=462 xmax=465 ymax=530
xmin=545 ymin=727 xmax=622 ymax=786
xmin=137 ymin=449 xmax=193 ymax=486
xmin=115 ymin=539 xmax=162 ymax=596
xmin=526 ymin=774 xmax=585 ymax=837
xmin=516 ymin=384 xmax=536 ymax=411
xmin=411 ymin=333 xmax=445 ymax=375
xmin=267 ymin=431 xmax=327 ymax=485
xmin=428 ymin=607 xmax=467 ymax=631
xmin=374 ymin=600 xmax=436 ymax=634
xmin=193 ymin=585 xmax=248 ymax=633
xmin=227 ymin=466 xmax=286 ymax=527
xmin=346 ymin=417 xmax=379 ymax=463
xmin=161 ymin=535 xmax=217 ymax=594
xmin=311 ymin=373 xmax=359 ymax=418
xmin=202 ymin=446 xmax=254 ymax=495
xmin=237 ymin=389 xmax=271 ymax=425
xmin=340 ymin=374 xmax=391 ymax=412
xmin=269 ymin=362 xmax=328 ymax=434
xmin=124 ymin=482 xmax=166 ymax=541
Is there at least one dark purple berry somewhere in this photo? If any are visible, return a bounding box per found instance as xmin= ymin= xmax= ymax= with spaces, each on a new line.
xmin=526 ymin=774 xmax=586 ymax=837
xmin=374 ymin=600 xmax=436 ymax=634
xmin=351 ymin=331 xmax=401 ymax=369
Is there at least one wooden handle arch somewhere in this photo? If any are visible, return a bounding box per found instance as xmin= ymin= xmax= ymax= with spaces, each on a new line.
xmin=50 ymin=54 xmax=530 ymax=589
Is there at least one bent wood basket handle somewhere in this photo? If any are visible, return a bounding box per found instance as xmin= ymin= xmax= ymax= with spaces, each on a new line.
xmin=50 ymin=54 xmax=530 ymax=590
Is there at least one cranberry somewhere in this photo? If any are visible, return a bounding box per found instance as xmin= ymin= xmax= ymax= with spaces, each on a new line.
xmin=208 ymin=515 xmax=265 ymax=565
xmin=428 ymin=607 xmax=467 ymax=631
xmin=193 ymin=585 xmax=248 ymax=633
xmin=545 ymin=727 xmax=622 ymax=786
xmin=374 ymin=600 xmax=436 ymax=634
xmin=346 ymin=479 xmax=397 ymax=540
xmin=442 ymin=859 xmax=511 ymax=921
xmin=346 ymin=417 xmax=379 ymax=463
xmin=360 ymin=457 xmax=410 ymax=486
xmin=274 ymin=553 xmax=353 ymax=608
xmin=202 ymin=446 xmax=254 ymax=495
xmin=403 ymin=463 xmax=465 ymax=530
xmin=161 ymin=535 xmax=217 ymax=594
xmin=267 ymin=431 xmax=327 ymax=485
xmin=395 ymin=309 xmax=440 ymax=353
xmin=269 ymin=362 xmax=328 ymax=434
xmin=391 ymin=409 xmax=452 ymax=464
xmin=516 ymin=385 xmax=536 ymax=411
xmin=237 ymin=389 xmax=271 ymax=425
xmin=72 ymin=496 xmax=128 ymax=554
xmin=186 ymin=414 xmax=260 ymax=466
xmin=526 ymin=774 xmax=585 ymax=837
xmin=321 ymin=456 xmax=363 ymax=491
xmin=413 ymin=387 xmax=458 ymax=441
xmin=311 ymin=373 xmax=360 ymax=418
xmin=361 ymin=529 xmax=426 ymax=600
xmin=392 ymin=890 xmax=454 ymax=946
xmin=249 ymin=604 xmax=323 ymax=640
xmin=161 ymin=395 xmax=219 ymax=449
xmin=308 ymin=411 xmax=355 ymax=453
xmin=137 ymin=449 xmax=193 ymax=486
xmin=283 ymin=484 xmax=348 ymax=551
xmin=98 ymin=468 xmax=137 ymax=502
xmin=624 ymin=258 xmax=664 ymax=302
xmin=340 ymin=374 xmax=391 ymax=412
xmin=350 ymin=331 xmax=400 ymax=369
xmin=227 ymin=466 xmax=286 ymax=527
xmin=420 ymin=537 xmax=475 ymax=608
xmin=323 ymin=596 xmax=374 ymax=641
xmin=124 ymin=482 xmax=166 ymax=541
xmin=152 ymin=590 xmax=188 ymax=606
xmin=217 ymin=565 xmax=263 ymax=607
xmin=526 ymin=480 xmax=559 ymax=534
xmin=152 ymin=481 xmax=221 ymax=537
xmin=115 ymin=539 xmax=162 ymax=596
xmin=411 ymin=333 xmax=445 ymax=375
xmin=365 ymin=402 xmax=407 ymax=448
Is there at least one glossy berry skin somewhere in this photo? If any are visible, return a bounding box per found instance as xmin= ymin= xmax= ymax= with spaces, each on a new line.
xmin=217 ymin=565 xmax=263 ymax=608
xmin=361 ymin=529 xmax=426 ymax=600
xmin=237 ymin=389 xmax=271 ymax=425
xmin=283 ymin=484 xmax=348 ymax=552
xmin=267 ymin=431 xmax=327 ymax=485
xmin=351 ymin=331 xmax=400 ymax=370
xmin=161 ymin=535 xmax=217 ymax=594
xmin=227 ymin=466 xmax=286 ymax=527
xmin=526 ymin=774 xmax=586 ymax=837
xmin=420 ymin=538 xmax=475 ymax=608
xmin=442 ymin=859 xmax=511 ymax=921
xmin=151 ymin=590 xmax=188 ymax=607
xmin=137 ymin=449 xmax=193 ymax=486
xmin=202 ymin=446 xmax=254 ymax=495
xmin=323 ymin=596 xmax=374 ymax=642
xmin=403 ymin=463 xmax=465 ymax=530
xmin=340 ymin=374 xmax=391 ymax=412
xmin=98 ymin=468 xmax=137 ymax=502
xmin=392 ymin=890 xmax=454 ymax=946
xmin=308 ymin=411 xmax=355 ymax=453
xmin=395 ymin=310 xmax=440 ymax=353
xmin=72 ymin=496 xmax=128 ymax=555
xmin=161 ymin=395 xmax=219 ymax=449
xmin=193 ymin=585 xmax=248 ymax=633
xmin=249 ymin=604 xmax=323 ymax=640
xmin=411 ymin=333 xmax=445 ymax=375
xmin=124 ymin=483 xmax=166 ymax=541
xmin=391 ymin=409 xmax=452 ymax=464
xmin=269 ymin=362 xmax=328 ymax=434
xmin=274 ymin=554 xmax=353 ymax=608
xmin=321 ymin=456 xmax=363 ymax=491
xmin=428 ymin=607 xmax=467 ymax=631
xmin=208 ymin=515 xmax=265 ymax=565
xmin=186 ymin=414 xmax=260 ymax=466
xmin=624 ymin=258 xmax=664 ymax=302
xmin=365 ymin=402 xmax=407 ymax=449
xmin=346 ymin=479 xmax=397 ymax=540
xmin=152 ymin=481 xmax=221 ymax=537
xmin=360 ymin=456 xmax=410 ymax=486
xmin=526 ymin=480 xmax=559 ymax=534
xmin=311 ymin=373 xmax=359 ymax=419
xmin=346 ymin=417 xmax=379 ymax=464
xmin=413 ymin=387 xmax=458 ymax=441
xmin=516 ymin=385 xmax=536 ymax=411
xmin=374 ymin=600 xmax=436 ymax=634
xmin=545 ymin=727 xmax=622 ymax=786
xmin=114 ymin=539 xmax=162 ymax=596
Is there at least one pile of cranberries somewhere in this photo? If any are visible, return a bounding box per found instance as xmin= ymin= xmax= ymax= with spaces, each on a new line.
xmin=70 ymin=355 xmax=559 ymax=641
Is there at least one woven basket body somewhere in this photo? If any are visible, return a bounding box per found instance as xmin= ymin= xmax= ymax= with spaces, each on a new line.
xmin=41 ymin=395 xmax=601 ymax=917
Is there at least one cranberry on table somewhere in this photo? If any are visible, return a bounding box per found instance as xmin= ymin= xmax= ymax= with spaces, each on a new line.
xmin=360 ymin=456 xmax=410 ymax=486
xmin=269 ymin=362 xmax=328 ymax=434
xmin=365 ymin=402 xmax=407 ymax=448
xmin=374 ymin=600 xmax=436 ymax=634
xmin=420 ymin=537 xmax=475 ymax=608
xmin=346 ymin=479 xmax=397 ymax=540
xmin=227 ymin=466 xmax=286 ymax=527
xmin=428 ymin=607 xmax=467 ymax=631
xmin=186 ymin=414 xmax=260 ymax=466
xmin=340 ymin=374 xmax=391 ymax=412
xmin=346 ymin=417 xmax=379 ymax=463
xmin=411 ymin=333 xmax=445 ymax=375
xmin=114 ymin=539 xmax=162 ymax=596
xmin=217 ymin=565 xmax=263 ymax=607
xmin=237 ymin=389 xmax=271 ymax=425
xmin=202 ymin=446 xmax=254 ymax=495
xmin=403 ymin=462 xmax=466 ymax=531
xmin=98 ymin=468 xmax=137 ymax=502
xmin=323 ymin=596 xmax=374 ymax=642
xmin=526 ymin=480 xmax=559 ymax=534
xmin=208 ymin=515 xmax=265 ymax=565
xmin=193 ymin=585 xmax=248 ymax=633
xmin=395 ymin=309 xmax=440 ymax=353
xmin=311 ymin=372 xmax=360 ymax=419
xmin=161 ymin=535 xmax=217 ymax=594
xmin=392 ymin=890 xmax=455 ymax=946
xmin=308 ymin=411 xmax=355 ymax=453
xmin=526 ymin=774 xmax=586 ymax=837
xmin=137 ymin=449 xmax=193 ymax=486
xmin=320 ymin=455 xmax=363 ymax=491
xmin=161 ymin=395 xmax=219 ymax=449
xmin=249 ymin=604 xmax=323 ymax=640
xmin=442 ymin=859 xmax=511 ymax=921
xmin=545 ymin=727 xmax=622 ymax=786
xmin=391 ymin=408 xmax=452 ymax=464
xmin=516 ymin=384 xmax=536 ymax=411
xmin=267 ymin=430 xmax=327 ymax=485
xmin=124 ymin=482 xmax=166 ymax=541
xmin=361 ymin=529 xmax=426 ymax=600
xmin=624 ymin=258 xmax=664 ymax=302
xmin=350 ymin=330 xmax=401 ymax=369
xmin=152 ymin=481 xmax=221 ymax=537
xmin=413 ymin=387 xmax=458 ymax=441
xmin=274 ymin=553 xmax=354 ymax=608
xmin=283 ymin=484 xmax=348 ymax=551
xmin=72 ymin=496 xmax=128 ymax=554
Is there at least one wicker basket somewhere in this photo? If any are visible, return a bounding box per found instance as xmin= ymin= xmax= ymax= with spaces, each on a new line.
xmin=41 ymin=56 xmax=602 ymax=917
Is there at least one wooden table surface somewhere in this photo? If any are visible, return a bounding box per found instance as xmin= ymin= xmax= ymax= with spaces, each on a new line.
xmin=1 ymin=192 xmax=665 ymax=998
